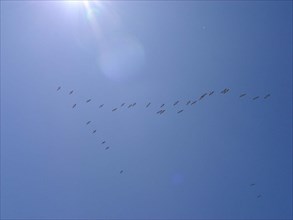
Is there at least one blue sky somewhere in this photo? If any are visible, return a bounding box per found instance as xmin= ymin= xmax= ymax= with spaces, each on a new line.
xmin=1 ymin=1 xmax=292 ymax=219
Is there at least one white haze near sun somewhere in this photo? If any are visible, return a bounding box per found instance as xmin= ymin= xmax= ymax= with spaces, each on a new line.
xmin=63 ymin=0 xmax=145 ymax=80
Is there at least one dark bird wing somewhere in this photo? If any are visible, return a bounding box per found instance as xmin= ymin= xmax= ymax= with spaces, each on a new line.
xmin=112 ymin=108 xmax=118 ymax=112
xmin=253 ymin=96 xmax=259 ymax=100
xmin=191 ymin=100 xmax=197 ymax=105
xmin=92 ymin=130 xmax=96 ymax=134
xmin=264 ymin=94 xmax=271 ymax=99
xmin=240 ymin=93 xmax=246 ymax=97
xmin=160 ymin=104 xmax=165 ymax=108
xmin=173 ymin=101 xmax=179 ymax=106
xmin=86 ymin=99 xmax=91 ymax=103
xmin=199 ymin=93 xmax=207 ymax=100
xmin=105 ymin=146 xmax=110 ymax=150
xmin=146 ymin=102 xmax=151 ymax=108
xmin=209 ymin=91 xmax=214 ymax=96
xmin=72 ymin=104 xmax=77 ymax=108
xmin=86 ymin=121 xmax=91 ymax=125
xmin=177 ymin=110 xmax=184 ymax=114
xmin=221 ymin=88 xmax=229 ymax=94
xmin=121 ymin=103 xmax=125 ymax=107
xmin=69 ymin=90 xmax=74 ymax=95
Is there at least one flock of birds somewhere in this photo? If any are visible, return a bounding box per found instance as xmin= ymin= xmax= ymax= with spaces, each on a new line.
xmin=57 ymin=86 xmax=271 ymax=115
xmin=56 ymin=86 xmax=270 ymax=197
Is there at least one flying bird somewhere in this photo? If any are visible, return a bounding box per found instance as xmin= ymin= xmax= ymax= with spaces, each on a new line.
xmin=199 ymin=93 xmax=208 ymax=100
xmin=221 ymin=88 xmax=230 ymax=94
xmin=173 ymin=101 xmax=179 ymax=106
xmin=128 ymin=104 xmax=132 ymax=108
xmin=121 ymin=103 xmax=125 ymax=107
xmin=57 ymin=86 xmax=61 ymax=91
xmin=132 ymin=102 xmax=137 ymax=106
xmin=160 ymin=104 xmax=165 ymax=108
xmin=99 ymin=104 xmax=104 ymax=108
xmin=264 ymin=94 xmax=271 ymax=99
xmin=69 ymin=90 xmax=74 ymax=95
xmin=157 ymin=110 xmax=163 ymax=114
xmin=253 ymin=96 xmax=259 ymax=100
xmin=120 ymin=170 xmax=124 ymax=174
xmin=177 ymin=110 xmax=184 ymax=114
xmin=209 ymin=91 xmax=214 ymax=96
xmin=72 ymin=104 xmax=77 ymax=108
xmin=239 ymin=93 xmax=246 ymax=98
xmin=186 ymin=100 xmax=191 ymax=105
xmin=257 ymin=194 xmax=262 ymax=198
xmin=101 ymin=141 xmax=106 ymax=144
xmin=112 ymin=108 xmax=118 ymax=112
xmin=92 ymin=130 xmax=97 ymax=134
xmin=160 ymin=110 xmax=166 ymax=114
xmin=250 ymin=183 xmax=255 ymax=187
xmin=191 ymin=101 xmax=197 ymax=105
xmin=86 ymin=99 xmax=91 ymax=103
xmin=146 ymin=102 xmax=151 ymax=108
xmin=105 ymin=146 xmax=110 ymax=150
xmin=86 ymin=121 xmax=91 ymax=125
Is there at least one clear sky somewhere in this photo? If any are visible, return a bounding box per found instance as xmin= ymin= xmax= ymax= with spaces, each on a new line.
xmin=1 ymin=1 xmax=292 ymax=219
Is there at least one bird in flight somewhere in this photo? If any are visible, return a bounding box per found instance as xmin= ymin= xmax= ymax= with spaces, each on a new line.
xmin=250 ymin=183 xmax=255 ymax=187
xmin=177 ymin=110 xmax=184 ymax=114
xmin=264 ymin=94 xmax=271 ymax=99
xmin=92 ymin=130 xmax=97 ymax=134
xmin=69 ymin=90 xmax=74 ymax=95
xmin=157 ymin=110 xmax=163 ymax=114
xmin=121 ymin=103 xmax=125 ymax=107
xmin=160 ymin=104 xmax=165 ymax=108
xmin=99 ymin=104 xmax=104 ymax=108
xmin=57 ymin=86 xmax=61 ymax=91
xmin=105 ymin=146 xmax=110 ymax=150
xmin=220 ymin=88 xmax=230 ymax=94
xmin=257 ymin=194 xmax=262 ymax=198
xmin=120 ymin=170 xmax=124 ymax=174
xmin=146 ymin=102 xmax=151 ymax=108
xmin=72 ymin=104 xmax=77 ymax=108
xmin=112 ymin=108 xmax=118 ymax=112
xmin=239 ymin=93 xmax=246 ymax=98
xmin=173 ymin=101 xmax=179 ymax=106
xmin=199 ymin=93 xmax=208 ymax=100
xmin=186 ymin=100 xmax=191 ymax=105
xmin=86 ymin=121 xmax=91 ymax=125
xmin=253 ymin=96 xmax=259 ymax=100
xmin=209 ymin=91 xmax=214 ymax=96
xmin=86 ymin=99 xmax=91 ymax=103
xmin=157 ymin=110 xmax=166 ymax=115
xmin=191 ymin=100 xmax=197 ymax=105
xmin=101 ymin=141 xmax=106 ymax=144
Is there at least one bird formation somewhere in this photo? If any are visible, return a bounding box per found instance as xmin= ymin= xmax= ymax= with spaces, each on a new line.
xmin=61 ymin=87 xmax=271 ymax=116
xmin=56 ymin=85 xmax=271 ymax=178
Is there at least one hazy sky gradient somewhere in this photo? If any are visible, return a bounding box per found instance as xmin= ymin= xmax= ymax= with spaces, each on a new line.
xmin=1 ymin=1 xmax=292 ymax=219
